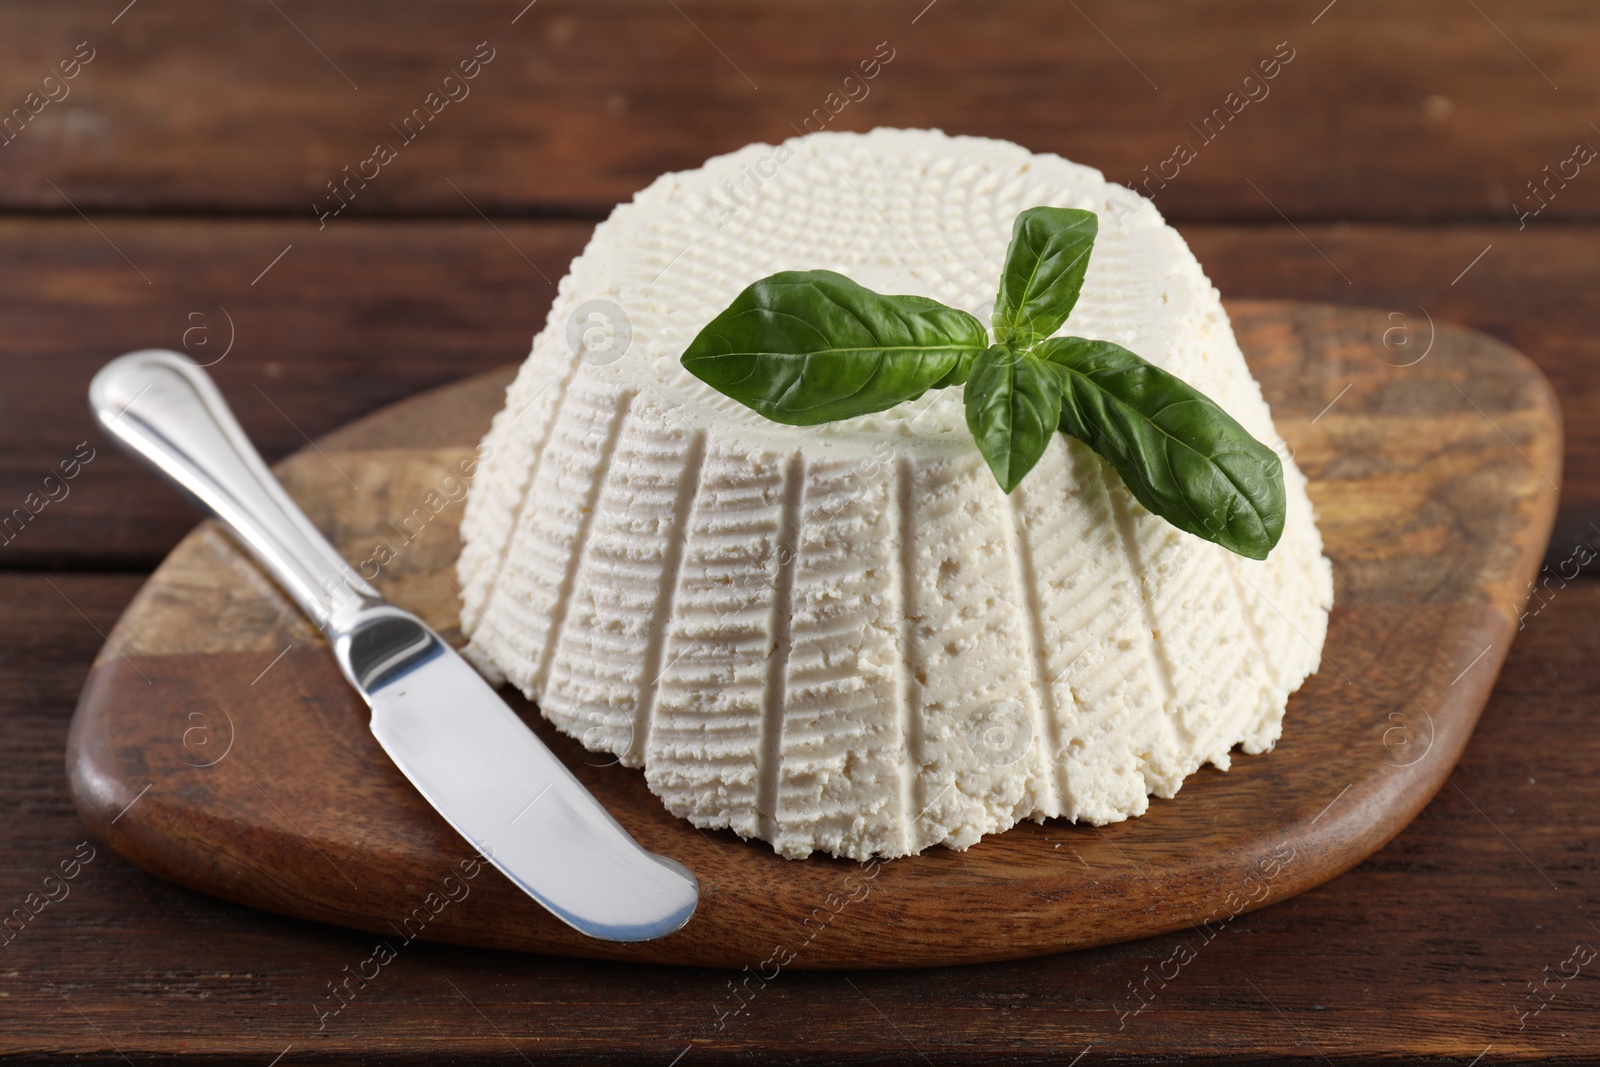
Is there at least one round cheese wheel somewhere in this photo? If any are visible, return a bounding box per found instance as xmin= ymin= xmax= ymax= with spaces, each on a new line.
xmin=458 ymin=128 xmax=1333 ymax=860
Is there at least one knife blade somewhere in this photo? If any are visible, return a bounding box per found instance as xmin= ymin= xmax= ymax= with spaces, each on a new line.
xmin=90 ymin=350 xmax=698 ymax=942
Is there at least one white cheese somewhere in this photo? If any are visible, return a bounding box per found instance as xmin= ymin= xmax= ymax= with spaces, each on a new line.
xmin=457 ymin=128 xmax=1334 ymax=860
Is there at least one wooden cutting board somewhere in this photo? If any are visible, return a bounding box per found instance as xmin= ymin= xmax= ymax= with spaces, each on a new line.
xmin=67 ymin=300 xmax=1560 ymax=970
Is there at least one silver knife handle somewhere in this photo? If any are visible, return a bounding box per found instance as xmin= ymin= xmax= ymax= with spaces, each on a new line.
xmin=90 ymin=350 xmax=381 ymax=631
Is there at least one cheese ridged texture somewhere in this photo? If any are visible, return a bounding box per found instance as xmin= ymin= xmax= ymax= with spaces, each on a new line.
xmin=458 ymin=128 xmax=1334 ymax=860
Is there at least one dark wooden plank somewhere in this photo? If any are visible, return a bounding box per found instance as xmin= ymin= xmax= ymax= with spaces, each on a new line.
xmin=6 ymin=572 xmax=1600 ymax=1062
xmin=0 ymin=0 xmax=1596 ymax=221
xmin=0 ymin=218 xmax=590 ymax=568
xmin=0 ymin=218 xmax=1593 ymax=569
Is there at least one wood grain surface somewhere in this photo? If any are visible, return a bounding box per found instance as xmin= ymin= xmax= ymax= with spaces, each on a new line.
xmin=63 ymin=300 xmax=1559 ymax=971
xmin=2 ymin=0 xmax=1596 ymax=223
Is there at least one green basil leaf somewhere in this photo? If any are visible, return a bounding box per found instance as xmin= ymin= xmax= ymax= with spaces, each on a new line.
xmin=893 ymin=293 xmax=980 ymax=388
xmin=964 ymin=345 xmax=1064 ymax=494
xmin=992 ymin=207 xmax=1098 ymax=347
xmin=1037 ymin=337 xmax=1286 ymax=559
xmin=680 ymin=270 xmax=988 ymax=426
xmin=930 ymin=346 xmax=979 ymax=389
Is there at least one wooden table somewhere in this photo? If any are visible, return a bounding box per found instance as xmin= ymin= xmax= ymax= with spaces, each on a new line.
xmin=3 ymin=1 xmax=1597 ymax=1061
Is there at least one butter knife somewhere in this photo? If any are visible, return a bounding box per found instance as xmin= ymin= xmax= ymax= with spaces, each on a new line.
xmin=89 ymin=350 xmax=698 ymax=942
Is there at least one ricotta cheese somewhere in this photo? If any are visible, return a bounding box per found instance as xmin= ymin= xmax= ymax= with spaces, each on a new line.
xmin=457 ymin=128 xmax=1334 ymax=860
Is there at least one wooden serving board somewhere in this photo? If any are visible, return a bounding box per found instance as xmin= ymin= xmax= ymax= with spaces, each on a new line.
xmin=67 ymin=300 xmax=1560 ymax=970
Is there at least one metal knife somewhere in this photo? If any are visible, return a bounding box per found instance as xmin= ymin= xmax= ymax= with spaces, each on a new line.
xmin=89 ymin=350 xmax=698 ymax=942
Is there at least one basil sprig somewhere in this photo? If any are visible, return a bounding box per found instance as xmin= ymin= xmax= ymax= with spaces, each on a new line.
xmin=679 ymin=207 xmax=1287 ymax=559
